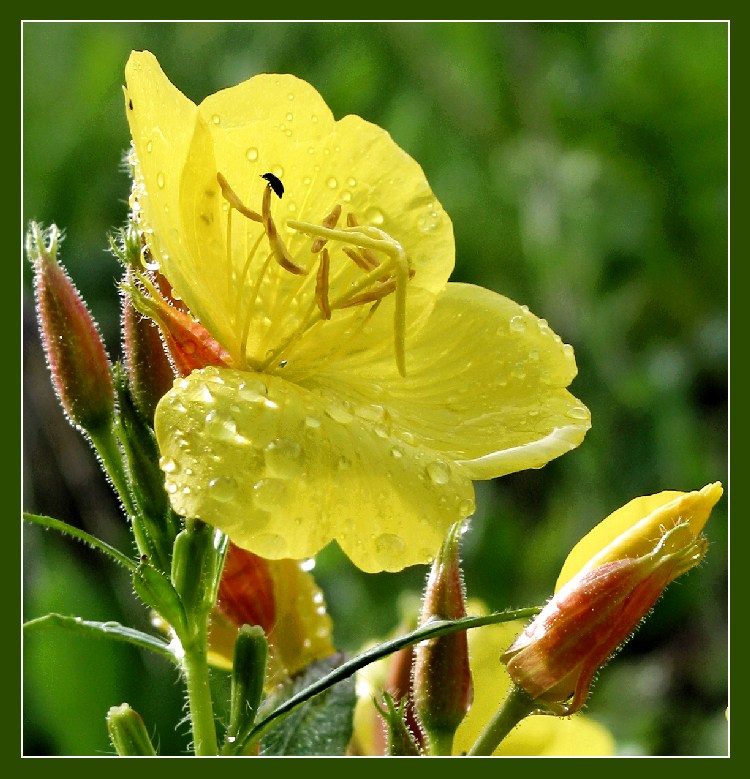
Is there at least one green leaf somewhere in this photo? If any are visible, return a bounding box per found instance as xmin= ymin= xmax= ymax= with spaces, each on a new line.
xmin=259 ymin=655 xmax=356 ymax=756
xmin=23 ymin=613 xmax=177 ymax=662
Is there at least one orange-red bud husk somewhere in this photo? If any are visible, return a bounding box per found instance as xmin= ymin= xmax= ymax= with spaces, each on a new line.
xmin=121 ymin=270 xmax=177 ymax=422
xmin=125 ymin=271 xmax=233 ymax=377
xmin=413 ymin=522 xmax=473 ymax=751
xmin=502 ymin=524 xmax=709 ymax=715
xmin=28 ymin=223 xmax=114 ymax=434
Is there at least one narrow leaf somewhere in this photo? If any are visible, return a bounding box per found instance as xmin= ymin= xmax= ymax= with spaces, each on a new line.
xmin=23 ymin=613 xmax=177 ymax=662
xmin=23 ymin=512 xmax=136 ymax=572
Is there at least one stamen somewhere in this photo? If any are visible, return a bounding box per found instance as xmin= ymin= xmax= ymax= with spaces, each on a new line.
xmin=342 ymin=246 xmax=378 ymax=272
xmin=346 ymin=213 xmax=381 ymax=268
xmin=316 ymin=248 xmax=332 ymax=319
xmin=311 ymin=205 xmax=342 ymax=253
xmin=262 ymin=187 xmax=307 ymax=275
xmin=217 ymin=172 xmax=262 ymax=222
xmin=286 ymin=220 xmax=411 ymax=376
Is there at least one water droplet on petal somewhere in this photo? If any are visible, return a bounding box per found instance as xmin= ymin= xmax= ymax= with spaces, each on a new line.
xmin=305 ymin=416 xmax=321 ymax=429
xmin=426 ymin=460 xmax=451 ymax=485
xmin=211 ymin=114 xmax=221 ymax=125
xmin=252 ymin=478 xmax=287 ymax=511
xmin=459 ymin=498 xmax=475 ymax=518
xmin=246 ymin=147 xmax=259 ymax=161
xmin=326 ymin=399 xmax=353 ymax=424
xmin=255 ymin=533 xmax=287 ymax=558
xmin=156 ymin=172 xmax=166 ymax=189
xmin=374 ymin=533 xmax=406 ymax=564
xmin=509 ymin=315 xmax=527 ymax=333
xmin=326 ymin=177 xmax=338 ymax=189
xmin=146 ymin=140 xmax=153 ymax=154
xmin=365 ymin=206 xmax=384 ymax=225
xmin=566 ymin=405 xmax=589 ymax=420
xmin=390 ymin=446 xmax=403 ymax=459
xmin=265 ymin=438 xmax=304 ymax=478
xmin=159 ymin=457 xmax=178 ymax=474
xmin=208 ymin=476 xmax=238 ymax=502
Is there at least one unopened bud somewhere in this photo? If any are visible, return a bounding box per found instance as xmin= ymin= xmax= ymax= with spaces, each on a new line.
xmin=226 ymin=625 xmax=269 ymax=748
xmin=503 ymin=482 xmax=723 ymax=715
xmin=106 ymin=703 xmax=157 ymax=756
xmin=413 ymin=521 xmax=472 ymax=755
xmin=122 ymin=268 xmax=176 ymax=423
xmin=27 ymin=222 xmax=114 ymax=434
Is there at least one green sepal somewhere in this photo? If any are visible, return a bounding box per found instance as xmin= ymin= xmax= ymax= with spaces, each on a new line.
xmin=132 ymin=560 xmax=188 ymax=638
xmin=224 ymin=625 xmax=269 ymax=751
xmin=107 ymin=703 xmax=158 ymax=756
xmin=171 ymin=522 xmax=228 ymax=628
xmin=375 ymin=692 xmax=423 ymax=756
xmin=113 ymin=364 xmax=179 ymax=571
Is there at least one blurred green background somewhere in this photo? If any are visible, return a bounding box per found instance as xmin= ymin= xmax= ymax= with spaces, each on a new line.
xmin=22 ymin=21 xmax=728 ymax=756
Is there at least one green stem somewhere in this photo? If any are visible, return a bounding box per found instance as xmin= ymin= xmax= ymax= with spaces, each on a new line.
xmin=181 ymin=628 xmax=219 ymax=756
xmin=89 ymin=424 xmax=138 ymax=518
xmin=466 ymin=684 xmax=538 ymax=756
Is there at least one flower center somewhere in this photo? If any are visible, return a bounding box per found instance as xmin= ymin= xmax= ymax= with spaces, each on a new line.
xmin=218 ymin=173 xmax=413 ymax=377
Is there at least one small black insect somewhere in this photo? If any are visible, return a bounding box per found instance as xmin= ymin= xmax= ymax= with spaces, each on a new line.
xmin=128 ymin=98 xmax=133 ymax=110
xmin=261 ymin=172 xmax=284 ymax=199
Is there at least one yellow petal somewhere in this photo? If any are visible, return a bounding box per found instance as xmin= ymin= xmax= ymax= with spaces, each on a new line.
xmin=302 ymin=282 xmax=590 ymax=479
xmin=556 ymin=482 xmax=723 ymax=591
xmin=154 ymin=366 xmax=475 ymax=573
xmin=125 ymin=52 xmax=454 ymax=370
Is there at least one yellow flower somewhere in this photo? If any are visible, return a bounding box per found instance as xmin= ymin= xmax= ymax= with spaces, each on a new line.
xmin=123 ymin=50 xmax=590 ymax=572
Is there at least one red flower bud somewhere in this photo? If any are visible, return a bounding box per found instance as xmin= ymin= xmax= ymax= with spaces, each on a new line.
xmin=121 ymin=268 xmax=177 ymax=422
xmin=413 ymin=521 xmax=473 ymax=754
xmin=502 ymin=483 xmax=723 ymax=715
xmin=27 ymin=223 xmax=114 ymax=434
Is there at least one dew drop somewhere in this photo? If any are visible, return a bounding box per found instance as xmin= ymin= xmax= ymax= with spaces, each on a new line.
xmin=364 ymin=206 xmax=384 ymax=225
xmin=311 ymin=114 xmax=319 ymax=123
xmin=211 ymin=114 xmax=221 ymax=125
xmin=426 ymin=460 xmax=451 ymax=485
xmin=252 ymin=478 xmax=287 ymax=511
xmin=156 ymin=172 xmax=166 ymax=189
xmin=285 ymin=112 xmax=293 ymax=122
xmin=563 ymin=343 xmax=575 ymax=359
xmin=271 ymin=165 xmax=284 ymax=179
xmin=305 ymin=416 xmax=321 ymax=429
xmin=325 ymin=400 xmax=353 ymax=424
xmin=390 ymin=446 xmax=403 ymax=459
xmin=537 ymin=319 xmax=550 ymax=333
xmin=347 ymin=177 xmax=357 ymax=187
xmin=566 ymin=405 xmax=590 ymax=420
xmin=159 ymin=457 xmax=178 ymax=474
xmin=255 ymin=533 xmax=288 ymax=558
xmin=302 ymin=176 xmax=312 ymax=186
xmin=374 ymin=533 xmax=406 ymax=562
xmin=341 ymin=190 xmax=352 ymax=203
xmin=265 ymin=438 xmax=304 ymax=478
xmin=246 ymin=147 xmax=259 ymax=161
xmin=146 ymin=140 xmax=153 ymax=154
xmin=326 ymin=176 xmax=338 ymax=189
xmin=509 ymin=315 xmax=527 ymax=333
xmin=208 ymin=476 xmax=238 ymax=502
xmin=417 ymin=206 xmax=442 ymax=232
xmin=459 ymin=498 xmax=475 ymax=518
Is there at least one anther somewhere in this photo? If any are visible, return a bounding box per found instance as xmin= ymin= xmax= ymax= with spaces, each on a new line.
xmin=262 ymin=186 xmax=307 ymax=276
xmin=217 ymin=173 xmax=262 ymax=223
xmin=311 ymin=205 xmax=342 ymax=253
xmin=316 ymin=248 xmax=332 ymax=319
